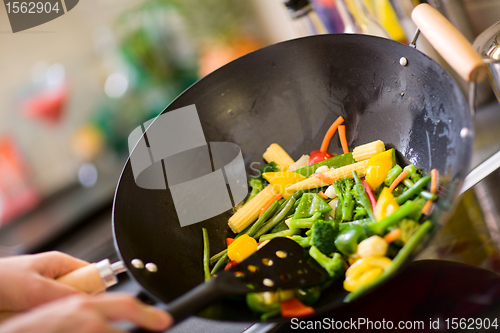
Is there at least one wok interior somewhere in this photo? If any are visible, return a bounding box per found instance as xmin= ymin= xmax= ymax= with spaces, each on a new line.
xmin=113 ymin=34 xmax=473 ymax=321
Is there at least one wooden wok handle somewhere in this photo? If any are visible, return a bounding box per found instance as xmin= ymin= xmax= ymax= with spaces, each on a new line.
xmin=56 ymin=259 xmax=126 ymax=294
xmin=411 ymin=3 xmax=487 ymax=82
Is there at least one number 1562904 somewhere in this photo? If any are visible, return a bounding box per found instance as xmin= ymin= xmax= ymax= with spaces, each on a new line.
xmin=5 ymin=2 xmax=60 ymax=14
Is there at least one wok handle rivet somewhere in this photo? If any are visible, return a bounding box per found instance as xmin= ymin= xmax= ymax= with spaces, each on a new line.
xmin=145 ymin=263 xmax=158 ymax=273
xmin=400 ymin=57 xmax=408 ymax=66
xmin=131 ymin=259 xmax=144 ymax=269
xmin=460 ymin=127 xmax=469 ymax=138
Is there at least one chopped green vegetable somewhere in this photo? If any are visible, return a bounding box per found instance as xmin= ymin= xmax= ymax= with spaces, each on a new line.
xmin=384 ymin=165 xmax=403 ymax=187
xmin=311 ymin=220 xmax=339 ymax=256
xmin=402 ymin=179 xmax=437 ymax=201
xmin=291 ymin=235 xmax=311 ymax=248
xmin=259 ymin=228 xmax=300 ymax=242
xmin=370 ymin=200 xmax=420 ymax=234
xmin=293 ymin=193 xmax=332 ymax=219
xmin=246 ymin=293 xmax=280 ymax=314
xmin=246 ymin=178 xmax=265 ymax=204
xmin=389 ymin=218 xmax=421 ymax=246
xmin=288 ymin=212 xmax=322 ymax=229
xmin=210 ymin=253 xmax=228 ymax=275
xmin=293 ymin=153 xmax=356 ymax=177
xmin=254 ymin=197 xmax=296 ymax=238
xmin=202 ymin=228 xmax=211 ymax=281
xmin=309 ymin=246 xmax=346 ymax=279
xmin=332 ymin=179 xmax=355 ymax=221
xmin=245 ymin=200 xmax=280 ymax=237
xmin=334 ymin=225 xmax=366 ymax=256
xmin=268 ymin=219 xmax=290 ymax=234
xmin=339 ymin=218 xmax=374 ymax=231
xmin=403 ymin=164 xmax=423 ymax=183
xmin=395 ymin=175 xmax=431 ymax=205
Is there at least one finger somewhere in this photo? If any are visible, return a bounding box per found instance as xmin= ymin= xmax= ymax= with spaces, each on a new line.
xmin=27 ymin=275 xmax=82 ymax=307
xmin=31 ymin=251 xmax=89 ymax=278
xmin=88 ymin=293 xmax=172 ymax=331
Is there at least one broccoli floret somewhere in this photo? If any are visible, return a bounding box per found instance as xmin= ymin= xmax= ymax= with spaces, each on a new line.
xmin=309 ymin=246 xmax=345 ymax=279
xmin=353 ymin=205 xmax=367 ymax=220
xmin=245 ymin=178 xmax=265 ymax=203
xmin=291 ymin=235 xmax=311 ymax=248
xmin=332 ymin=179 xmax=355 ymax=221
xmin=390 ymin=218 xmax=421 ymax=246
xmin=310 ymin=220 xmax=339 ymax=256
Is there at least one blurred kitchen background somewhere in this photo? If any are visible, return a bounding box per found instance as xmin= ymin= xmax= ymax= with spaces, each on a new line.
xmin=0 ymin=0 xmax=500 ymax=293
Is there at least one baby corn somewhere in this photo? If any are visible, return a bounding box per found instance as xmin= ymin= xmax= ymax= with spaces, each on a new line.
xmin=228 ymin=185 xmax=279 ymax=233
xmin=353 ymin=140 xmax=385 ymax=162
xmin=285 ymin=160 xmax=369 ymax=193
xmin=263 ymin=143 xmax=294 ymax=171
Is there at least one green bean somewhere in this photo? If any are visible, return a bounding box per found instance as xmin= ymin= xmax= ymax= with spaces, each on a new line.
xmin=245 ymin=200 xmax=280 ymax=237
xmin=402 ymin=179 xmax=436 ymax=201
xmin=202 ymin=228 xmax=211 ymax=281
xmin=384 ymin=165 xmax=403 ymax=187
xmin=370 ymin=200 xmax=419 ymax=234
xmin=352 ymin=171 xmax=375 ymax=221
xmin=254 ymin=197 xmax=296 ymax=239
xmin=396 ymin=175 xmax=431 ymax=205
xmin=210 ymin=253 xmax=228 ymax=275
xmin=210 ymin=249 xmax=227 ymax=265
xmin=344 ymin=221 xmax=433 ymax=302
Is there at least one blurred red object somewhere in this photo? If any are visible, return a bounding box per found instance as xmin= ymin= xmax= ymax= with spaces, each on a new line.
xmin=0 ymin=136 xmax=39 ymax=225
xmin=21 ymin=84 xmax=68 ymax=125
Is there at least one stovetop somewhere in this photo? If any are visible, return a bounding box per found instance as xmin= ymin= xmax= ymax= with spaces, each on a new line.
xmin=1 ymin=101 xmax=500 ymax=332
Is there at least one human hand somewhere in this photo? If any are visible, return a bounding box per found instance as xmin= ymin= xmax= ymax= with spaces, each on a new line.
xmin=0 ymin=251 xmax=88 ymax=311
xmin=0 ymin=293 xmax=172 ymax=333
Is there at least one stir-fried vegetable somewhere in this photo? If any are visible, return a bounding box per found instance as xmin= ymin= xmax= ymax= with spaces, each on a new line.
xmin=202 ymin=118 xmax=438 ymax=319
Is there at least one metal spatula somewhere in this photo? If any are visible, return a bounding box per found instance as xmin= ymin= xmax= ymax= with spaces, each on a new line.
xmin=161 ymin=237 xmax=326 ymax=324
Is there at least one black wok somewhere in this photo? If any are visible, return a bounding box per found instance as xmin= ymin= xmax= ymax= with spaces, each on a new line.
xmin=110 ymin=3 xmax=481 ymax=325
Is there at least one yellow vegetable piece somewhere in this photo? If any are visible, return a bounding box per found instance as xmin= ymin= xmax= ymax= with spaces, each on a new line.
xmin=374 ymin=187 xmax=400 ymax=221
xmin=365 ymin=150 xmax=394 ymax=189
xmin=344 ymin=268 xmax=383 ymax=292
xmin=262 ymin=172 xmax=307 ymax=199
xmin=228 ymin=234 xmax=258 ymax=263
xmin=344 ymin=256 xmax=392 ymax=292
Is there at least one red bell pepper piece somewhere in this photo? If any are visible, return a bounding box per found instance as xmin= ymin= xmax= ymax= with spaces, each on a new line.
xmin=226 ymin=238 xmax=235 ymax=247
xmin=280 ymin=298 xmax=315 ymax=318
xmin=363 ymin=180 xmax=377 ymax=210
xmin=224 ymin=260 xmax=237 ymax=271
xmin=308 ymin=150 xmax=333 ymax=165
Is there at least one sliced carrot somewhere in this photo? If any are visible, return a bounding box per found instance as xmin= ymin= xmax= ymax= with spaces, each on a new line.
xmin=389 ymin=170 xmax=409 ymax=191
xmin=338 ymin=125 xmax=349 ymax=154
xmin=422 ymin=169 xmax=438 ymax=215
xmin=310 ymin=172 xmax=334 ymax=185
xmin=320 ymin=116 xmax=344 ymax=153
xmin=384 ymin=228 xmax=401 ymax=243
xmin=318 ymin=191 xmax=329 ymax=200
xmin=259 ymin=194 xmax=282 ymax=218
xmin=430 ymin=169 xmax=438 ymax=194
xmin=226 ymin=238 xmax=235 ymax=247
xmin=280 ymin=298 xmax=315 ymax=318
xmin=421 ymin=200 xmax=433 ymax=215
